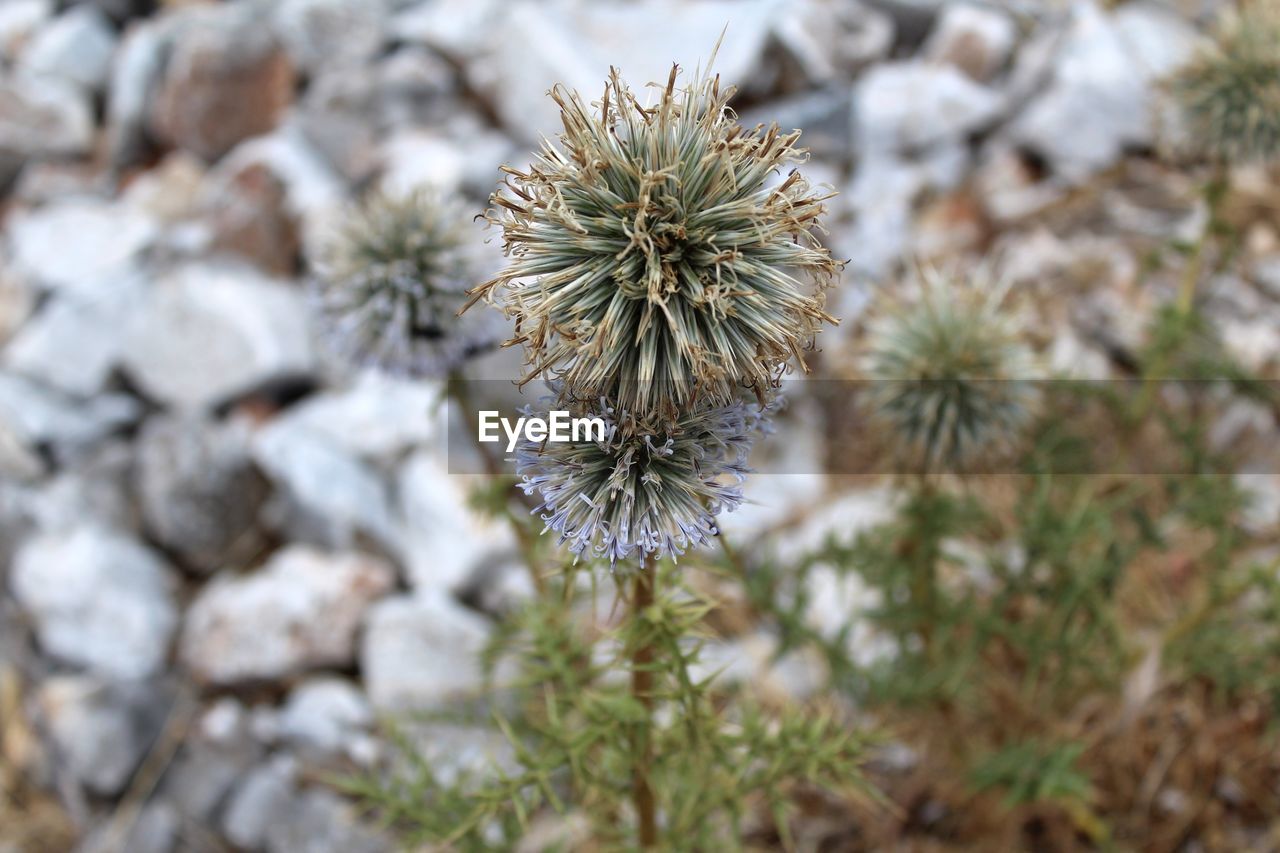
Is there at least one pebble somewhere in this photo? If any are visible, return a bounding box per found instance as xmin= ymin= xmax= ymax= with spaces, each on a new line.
xmin=11 ymin=525 xmax=178 ymax=679
xmin=180 ymin=546 xmax=395 ymax=685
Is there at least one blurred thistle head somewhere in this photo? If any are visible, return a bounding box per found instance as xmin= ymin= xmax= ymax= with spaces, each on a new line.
xmin=1169 ymin=1 xmax=1280 ymax=165
xmin=466 ymin=61 xmax=841 ymax=422
xmin=862 ymin=268 xmax=1038 ymax=474
xmin=515 ymin=396 xmax=769 ymax=567
xmin=315 ymin=188 xmax=493 ymax=377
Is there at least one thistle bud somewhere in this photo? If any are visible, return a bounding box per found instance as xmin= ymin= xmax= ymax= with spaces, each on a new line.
xmin=1170 ymin=1 xmax=1280 ymax=165
xmin=514 ymin=397 xmax=769 ymax=567
xmin=314 ymin=189 xmax=492 ymax=377
xmin=469 ymin=65 xmax=841 ymax=421
xmin=863 ymin=269 xmax=1038 ymax=474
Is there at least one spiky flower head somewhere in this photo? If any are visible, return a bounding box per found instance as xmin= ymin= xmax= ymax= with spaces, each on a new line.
xmin=514 ymin=396 xmax=768 ymax=567
xmin=1170 ymin=1 xmax=1280 ymax=165
xmin=315 ymin=189 xmax=492 ymax=377
xmin=467 ymin=64 xmax=841 ymax=423
xmin=862 ymin=269 xmax=1038 ymax=474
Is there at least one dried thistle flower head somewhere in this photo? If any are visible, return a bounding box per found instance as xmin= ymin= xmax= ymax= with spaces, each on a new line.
xmin=315 ymin=189 xmax=491 ymax=377
xmin=515 ymin=397 xmax=768 ymax=567
xmin=1170 ymin=1 xmax=1280 ymax=165
xmin=863 ymin=269 xmax=1038 ymax=473
xmin=468 ymin=64 xmax=841 ymax=422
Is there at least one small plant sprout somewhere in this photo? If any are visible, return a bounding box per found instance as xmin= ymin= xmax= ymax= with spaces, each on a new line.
xmin=513 ymin=397 xmax=768 ymax=568
xmin=863 ymin=268 xmax=1038 ymax=475
xmin=1170 ymin=0 xmax=1280 ymax=167
xmin=466 ymin=62 xmax=842 ymax=422
xmin=315 ymin=189 xmax=492 ymax=377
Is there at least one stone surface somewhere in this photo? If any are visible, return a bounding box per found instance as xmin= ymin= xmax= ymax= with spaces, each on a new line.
xmin=104 ymin=15 xmax=168 ymax=167
xmin=0 ymin=1 xmax=52 ymax=65
xmin=19 ymin=6 xmax=117 ymax=93
xmin=221 ymin=757 xmax=299 ymax=851
xmin=135 ymin=414 xmax=267 ymax=574
xmin=360 ymin=592 xmax=501 ymax=711
xmin=922 ymin=2 xmax=1017 ymax=82
xmin=274 ymin=0 xmax=386 ymax=76
xmin=459 ymin=0 xmax=783 ymax=138
xmin=2 ymin=274 xmax=143 ymax=396
xmin=277 ymin=677 xmax=374 ymax=757
xmin=150 ymin=5 xmax=296 ymax=162
xmin=8 ymin=199 xmax=157 ymax=295
xmin=0 ymin=372 xmax=140 ymax=462
xmin=853 ymin=61 xmax=1003 ymax=156
xmin=275 ymin=372 xmax=441 ymax=458
xmin=1008 ymin=1 xmax=1199 ymax=182
xmin=396 ymin=450 xmax=517 ymax=594
xmin=201 ymin=159 xmax=301 ymax=277
xmin=252 ymin=415 xmax=397 ymax=549
xmin=12 ymin=526 xmax=178 ymax=678
xmin=36 ymin=675 xmax=168 ymax=796
xmin=264 ymin=788 xmax=389 ymax=853
xmin=0 ymin=74 xmax=93 ymax=174
xmin=180 ymin=546 xmax=394 ymax=685
xmin=120 ymin=261 xmax=315 ymax=410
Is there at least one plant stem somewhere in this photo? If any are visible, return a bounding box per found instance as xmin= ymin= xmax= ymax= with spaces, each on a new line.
xmin=631 ymin=561 xmax=658 ymax=848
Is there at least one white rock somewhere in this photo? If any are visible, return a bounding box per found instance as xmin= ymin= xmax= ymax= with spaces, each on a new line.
xmin=377 ymin=128 xmax=481 ymax=197
xmin=361 ymin=592 xmax=504 ymax=711
xmin=854 ymin=61 xmax=1003 ymax=156
xmin=1008 ymin=1 xmax=1199 ymax=183
xmin=278 ymin=677 xmax=374 ymax=755
xmin=252 ymin=417 xmax=397 ymax=549
xmin=8 ymin=199 xmax=157 ymax=295
xmin=265 ymin=788 xmax=389 ymax=853
xmin=462 ymin=0 xmax=783 ymax=139
xmin=180 ymin=546 xmax=395 ymax=685
xmin=136 ymin=414 xmax=266 ymax=574
xmin=390 ymin=0 xmax=503 ymax=58
xmin=121 ymin=261 xmax=315 ymax=410
xmin=274 ymin=0 xmax=386 ymax=75
xmin=804 ymin=564 xmax=897 ymax=668
xmin=0 ymin=372 xmax=139 ymax=460
xmin=12 ymin=525 xmax=178 ymax=679
xmin=923 ymin=2 xmax=1016 ymax=82
xmin=221 ymin=757 xmax=298 ymax=851
xmin=271 ymin=371 xmax=442 ymax=459
xmin=215 ymin=123 xmax=347 ymax=257
xmin=0 ymin=1 xmax=52 ymax=65
xmin=105 ymin=16 xmax=169 ymax=167
xmin=396 ymin=450 xmax=516 ymax=594
xmin=769 ymin=0 xmax=894 ymax=83
xmin=20 ymin=6 xmax=117 ymax=93
xmin=3 ymin=274 xmax=142 ymax=395
xmin=0 ymin=74 xmax=93 ymax=164
xmin=37 ymin=676 xmax=164 ymax=796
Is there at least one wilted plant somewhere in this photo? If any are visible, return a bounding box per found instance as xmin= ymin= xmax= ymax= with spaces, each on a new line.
xmin=1170 ymin=0 xmax=1280 ymax=167
xmin=466 ymin=63 xmax=841 ymax=423
xmin=434 ymin=55 xmax=858 ymax=849
xmin=862 ymin=268 xmax=1038 ymax=475
xmin=315 ymin=189 xmax=493 ymax=376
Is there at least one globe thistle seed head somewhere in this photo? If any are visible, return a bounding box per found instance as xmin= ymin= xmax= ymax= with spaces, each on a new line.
xmin=515 ymin=397 xmax=770 ymax=567
xmin=468 ymin=65 xmax=841 ymax=422
xmin=863 ymin=270 xmax=1038 ymax=474
xmin=1170 ymin=1 xmax=1280 ymax=165
xmin=315 ymin=189 xmax=491 ymax=377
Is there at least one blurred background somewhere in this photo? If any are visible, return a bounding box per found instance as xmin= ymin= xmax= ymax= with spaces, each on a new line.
xmin=3 ymin=0 xmax=1280 ymax=850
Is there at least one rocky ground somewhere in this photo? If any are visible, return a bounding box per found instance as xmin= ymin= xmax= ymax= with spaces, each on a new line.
xmin=1 ymin=0 xmax=1279 ymax=850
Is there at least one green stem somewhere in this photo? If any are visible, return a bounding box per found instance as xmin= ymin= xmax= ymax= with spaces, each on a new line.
xmin=631 ymin=560 xmax=658 ymax=848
